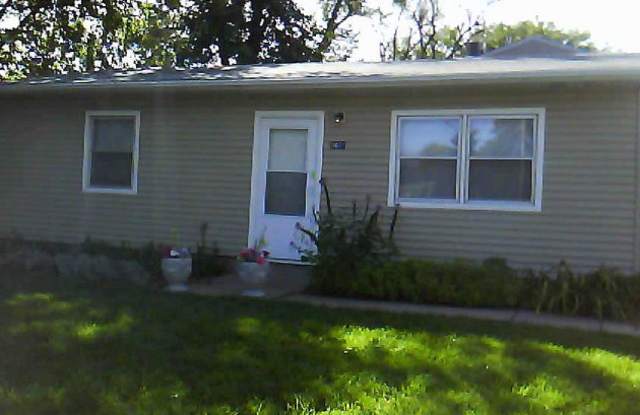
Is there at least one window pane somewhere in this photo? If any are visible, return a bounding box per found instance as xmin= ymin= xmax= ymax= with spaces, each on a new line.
xmin=265 ymin=172 xmax=306 ymax=216
xmin=399 ymin=118 xmax=460 ymax=157
xmin=470 ymin=118 xmax=534 ymax=158
xmin=399 ymin=159 xmax=456 ymax=199
xmin=93 ymin=117 xmax=135 ymax=153
xmin=268 ymin=129 xmax=307 ymax=171
xmin=90 ymin=152 xmax=133 ymax=188
xmin=468 ymin=160 xmax=532 ymax=201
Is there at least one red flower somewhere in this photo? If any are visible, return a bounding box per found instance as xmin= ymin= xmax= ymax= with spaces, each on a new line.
xmin=160 ymin=246 xmax=172 ymax=258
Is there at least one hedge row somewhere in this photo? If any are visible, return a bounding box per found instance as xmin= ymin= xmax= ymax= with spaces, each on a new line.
xmin=310 ymin=258 xmax=640 ymax=322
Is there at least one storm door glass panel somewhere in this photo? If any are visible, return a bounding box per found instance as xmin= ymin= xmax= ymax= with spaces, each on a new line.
xmin=90 ymin=117 xmax=135 ymax=188
xmin=468 ymin=117 xmax=534 ymax=201
xmin=265 ymin=129 xmax=308 ymax=216
xmin=397 ymin=117 xmax=461 ymax=200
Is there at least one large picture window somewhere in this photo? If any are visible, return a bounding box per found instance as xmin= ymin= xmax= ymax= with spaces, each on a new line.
xmin=83 ymin=111 xmax=140 ymax=194
xmin=389 ymin=109 xmax=545 ymax=211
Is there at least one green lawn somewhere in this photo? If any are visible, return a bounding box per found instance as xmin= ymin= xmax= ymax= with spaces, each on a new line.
xmin=1 ymin=282 xmax=639 ymax=415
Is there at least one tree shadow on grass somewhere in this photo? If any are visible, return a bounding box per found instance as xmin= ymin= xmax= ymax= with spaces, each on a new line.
xmin=1 ymin=284 xmax=639 ymax=414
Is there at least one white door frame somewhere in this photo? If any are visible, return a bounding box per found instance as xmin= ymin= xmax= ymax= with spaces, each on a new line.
xmin=248 ymin=111 xmax=325 ymax=262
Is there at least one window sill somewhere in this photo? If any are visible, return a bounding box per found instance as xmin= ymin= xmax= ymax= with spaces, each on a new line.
xmin=82 ymin=187 xmax=138 ymax=195
xmin=392 ymin=200 xmax=541 ymax=213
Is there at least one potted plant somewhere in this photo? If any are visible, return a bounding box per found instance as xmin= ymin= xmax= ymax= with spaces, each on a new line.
xmin=236 ymin=241 xmax=270 ymax=297
xmin=161 ymin=246 xmax=192 ymax=292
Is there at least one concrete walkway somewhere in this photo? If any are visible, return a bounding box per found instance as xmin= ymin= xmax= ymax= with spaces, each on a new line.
xmin=190 ymin=263 xmax=311 ymax=298
xmin=286 ymin=294 xmax=640 ymax=338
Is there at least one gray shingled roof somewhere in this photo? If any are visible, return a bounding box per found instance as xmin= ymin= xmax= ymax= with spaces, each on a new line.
xmin=2 ymin=53 xmax=640 ymax=92
xmin=483 ymin=35 xmax=584 ymax=59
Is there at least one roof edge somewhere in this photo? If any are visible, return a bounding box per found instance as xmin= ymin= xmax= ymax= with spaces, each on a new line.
xmin=1 ymin=68 xmax=639 ymax=93
xmin=483 ymin=35 xmax=582 ymax=57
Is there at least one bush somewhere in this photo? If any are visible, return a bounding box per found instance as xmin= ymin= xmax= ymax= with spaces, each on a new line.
xmin=191 ymin=222 xmax=227 ymax=278
xmin=527 ymin=262 xmax=638 ymax=321
xmin=308 ymin=250 xmax=640 ymax=323
xmin=319 ymin=257 xmax=525 ymax=309
xmin=297 ymin=180 xmax=398 ymax=294
xmin=1 ymin=233 xmax=226 ymax=280
xmin=294 ymin=180 xmax=640 ymax=323
xmin=80 ymin=237 xmax=163 ymax=276
xmin=80 ymin=234 xmax=227 ymax=279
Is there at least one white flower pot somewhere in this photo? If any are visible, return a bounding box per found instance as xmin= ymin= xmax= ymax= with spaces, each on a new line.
xmin=162 ymin=258 xmax=192 ymax=292
xmin=236 ymin=262 xmax=270 ymax=297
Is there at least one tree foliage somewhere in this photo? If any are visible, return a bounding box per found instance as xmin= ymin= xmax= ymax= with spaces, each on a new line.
xmin=315 ymin=0 xmax=371 ymax=61
xmin=377 ymin=1 xmax=595 ymax=61
xmin=378 ymin=0 xmax=483 ymax=61
xmin=178 ymin=0 xmax=372 ymax=65
xmin=180 ymin=0 xmax=316 ymax=66
xmin=0 ymin=0 xmax=371 ymax=78
xmin=0 ymin=1 xmax=597 ymax=79
xmin=0 ymin=0 xmax=148 ymax=78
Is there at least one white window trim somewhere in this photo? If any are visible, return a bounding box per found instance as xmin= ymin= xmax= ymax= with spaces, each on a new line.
xmin=388 ymin=108 xmax=545 ymax=212
xmin=82 ymin=110 xmax=141 ymax=195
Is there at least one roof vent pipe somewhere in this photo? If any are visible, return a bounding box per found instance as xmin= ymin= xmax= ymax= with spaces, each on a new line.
xmin=466 ymin=41 xmax=483 ymax=57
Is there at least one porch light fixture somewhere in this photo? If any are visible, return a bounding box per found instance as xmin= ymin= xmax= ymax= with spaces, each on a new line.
xmin=334 ymin=112 xmax=345 ymax=124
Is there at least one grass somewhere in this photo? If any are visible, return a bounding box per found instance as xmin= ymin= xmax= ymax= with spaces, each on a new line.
xmin=0 ymin=280 xmax=639 ymax=414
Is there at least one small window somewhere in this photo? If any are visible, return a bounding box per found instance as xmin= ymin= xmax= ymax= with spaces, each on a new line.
xmin=389 ymin=109 xmax=545 ymax=211
xmin=83 ymin=111 xmax=140 ymax=194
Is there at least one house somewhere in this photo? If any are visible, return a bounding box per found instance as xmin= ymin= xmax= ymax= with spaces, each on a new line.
xmin=2 ymin=37 xmax=640 ymax=272
xmin=483 ymin=35 xmax=587 ymax=59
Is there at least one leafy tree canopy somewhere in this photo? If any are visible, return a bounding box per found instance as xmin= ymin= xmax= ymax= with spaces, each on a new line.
xmin=0 ymin=1 xmax=597 ymax=79
xmin=181 ymin=0 xmax=371 ymax=66
xmin=0 ymin=0 xmax=149 ymax=78
xmin=0 ymin=0 xmax=370 ymax=79
xmin=180 ymin=0 xmax=316 ymax=66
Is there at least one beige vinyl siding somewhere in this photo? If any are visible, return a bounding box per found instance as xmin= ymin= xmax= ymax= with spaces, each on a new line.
xmin=0 ymin=93 xmax=255 ymax=254
xmin=0 ymin=84 xmax=638 ymax=272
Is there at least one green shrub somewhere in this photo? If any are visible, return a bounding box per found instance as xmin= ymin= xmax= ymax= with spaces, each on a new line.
xmin=81 ymin=237 xmax=163 ymax=276
xmin=1 ymin=234 xmax=226 ymax=279
xmin=624 ymin=277 xmax=640 ymax=322
xmin=298 ymin=179 xmax=398 ymax=294
xmin=309 ymin=253 xmax=640 ymax=323
xmin=528 ymin=263 xmax=638 ymax=321
xmin=81 ymin=234 xmax=227 ymax=279
xmin=324 ymin=257 xmax=524 ymax=309
xmin=192 ymin=222 xmax=226 ymax=278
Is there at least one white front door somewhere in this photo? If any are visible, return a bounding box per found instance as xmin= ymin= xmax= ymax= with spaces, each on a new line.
xmin=249 ymin=112 xmax=324 ymax=261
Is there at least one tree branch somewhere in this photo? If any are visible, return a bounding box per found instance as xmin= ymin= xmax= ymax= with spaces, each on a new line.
xmin=316 ymin=0 xmax=346 ymax=55
xmin=427 ymin=0 xmax=438 ymax=59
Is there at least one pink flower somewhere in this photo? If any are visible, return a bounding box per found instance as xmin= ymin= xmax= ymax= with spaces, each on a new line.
xmin=256 ymin=255 xmax=266 ymax=265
